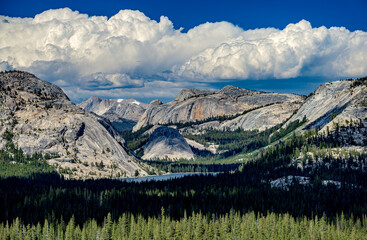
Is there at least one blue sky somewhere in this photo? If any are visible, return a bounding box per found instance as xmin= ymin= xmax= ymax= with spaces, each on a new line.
xmin=2 ymin=0 xmax=367 ymax=32
xmin=1 ymin=0 xmax=367 ymax=103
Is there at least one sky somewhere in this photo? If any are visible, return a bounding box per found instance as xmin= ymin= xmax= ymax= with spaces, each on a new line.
xmin=1 ymin=0 xmax=367 ymax=103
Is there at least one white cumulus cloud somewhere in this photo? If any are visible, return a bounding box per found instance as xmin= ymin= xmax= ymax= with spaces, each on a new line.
xmin=0 ymin=8 xmax=366 ymax=102
xmin=174 ymin=20 xmax=367 ymax=80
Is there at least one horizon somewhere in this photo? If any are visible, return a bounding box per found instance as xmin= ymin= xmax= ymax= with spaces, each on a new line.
xmin=1 ymin=1 xmax=366 ymax=103
xmin=78 ymin=76 xmax=340 ymax=105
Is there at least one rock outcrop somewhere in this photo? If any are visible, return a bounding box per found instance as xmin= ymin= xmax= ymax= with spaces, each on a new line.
xmin=174 ymin=88 xmax=215 ymax=102
xmin=133 ymin=85 xmax=303 ymax=131
xmin=0 ymin=71 xmax=147 ymax=179
xmin=285 ymin=79 xmax=367 ymax=131
xmin=220 ymin=102 xmax=301 ymax=131
xmin=180 ymin=101 xmax=301 ymax=135
xmin=142 ymin=126 xmax=195 ymax=160
xmin=79 ymin=96 xmax=148 ymax=130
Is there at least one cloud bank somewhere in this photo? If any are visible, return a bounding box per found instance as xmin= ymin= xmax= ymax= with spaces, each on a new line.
xmin=0 ymin=8 xmax=366 ymax=102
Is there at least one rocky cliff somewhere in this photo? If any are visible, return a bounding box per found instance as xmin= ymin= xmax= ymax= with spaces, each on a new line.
xmin=285 ymin=79 xmax=367 ymax=132
xmin=0 ymin=71 xmax=147 ymax=179
xmin=133 ymin=86 xmax=303 ymax=131
xmin=142 ymin=126 xmax=195 ymax=160
xmin=78 ymin=96 xmax=148 ymax=130
xmin=180 ymin=101 xmax=301 ymax=135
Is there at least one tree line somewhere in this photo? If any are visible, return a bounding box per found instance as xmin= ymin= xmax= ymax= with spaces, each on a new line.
xmin=1 ymin=211 xmax=366 ymax=240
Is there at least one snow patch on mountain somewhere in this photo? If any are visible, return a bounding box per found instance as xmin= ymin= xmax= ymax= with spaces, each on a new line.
xmin=131 ymin=100 xmax=141 ymax=105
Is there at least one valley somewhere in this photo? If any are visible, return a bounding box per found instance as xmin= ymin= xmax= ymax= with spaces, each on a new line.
xmin=2 ymin=2 xmax=367 ymax=238
xmin=1 ymin=71 xmax=367 ymax=239
xmin=1 ymin=71 xmax=367 ymax=179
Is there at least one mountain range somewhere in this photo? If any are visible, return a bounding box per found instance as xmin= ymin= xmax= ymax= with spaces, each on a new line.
xmin=133 ymin=86 xmax=303 ymax=132
xmin=78 ymin=96 xmax=148 ymax=131
xmin=1 ymin=70 xmax=366 ymax=178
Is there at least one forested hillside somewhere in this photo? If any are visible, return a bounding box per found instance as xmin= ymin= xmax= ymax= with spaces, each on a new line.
xmin=1 ymin=124 xmax=367 ymax=239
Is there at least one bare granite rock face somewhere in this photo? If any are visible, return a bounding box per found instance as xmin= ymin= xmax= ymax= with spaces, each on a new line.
xmin=150 ymin=99 xmax=163 ymax=106
xmin=78 ymin=96 xmax=148 ymax=130
xmin=219 ymin=102 xmax=301 ymax=131
xmin=133 ymin=85 xmax=303 ymax=131
xmin=142 ymin=126 xmax=195 ymax=160
xmin=174 ymin=88 xmax=215 ymax=102
xmin=285 ymin=80 xmax=367 ymax=131
xmin=184 ymin=138 xmax=221 ymax=154
xmin=179 ymin=102 xmax=301 ymax=135
xmin=0 ymin=71 xmax=148 ymax=179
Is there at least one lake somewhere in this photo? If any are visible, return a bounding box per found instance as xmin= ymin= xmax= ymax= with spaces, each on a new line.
xmin=120 ymin=172 xmax=220 ymax=183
